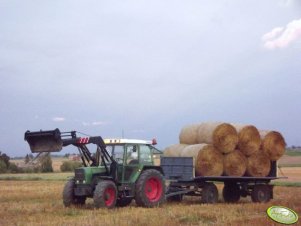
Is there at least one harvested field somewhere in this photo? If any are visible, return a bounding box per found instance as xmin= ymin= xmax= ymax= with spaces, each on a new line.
xmin=278 ymin=154 xmax=301 ymax=167
xmin=0 ymin=180 xmax=300 ymax=226
xmin=276 ymin=167 xmax=301 ymax=183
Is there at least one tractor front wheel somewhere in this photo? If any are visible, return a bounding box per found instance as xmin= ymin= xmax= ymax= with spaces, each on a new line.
xmin=135 ymin=169 xmax=165 ymax=207
xmin=93 ymin=180 xmax=117 ymax=208
xmin=63 ymin=179 xmax=86 ymax=207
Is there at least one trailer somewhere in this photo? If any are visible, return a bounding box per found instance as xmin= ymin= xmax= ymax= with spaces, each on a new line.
xmin=162 ymin=156 xmax=280 ymax=203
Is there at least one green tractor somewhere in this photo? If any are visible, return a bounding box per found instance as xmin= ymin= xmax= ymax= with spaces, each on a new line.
xmin=24 ymin=129 xmax=164 ymax=208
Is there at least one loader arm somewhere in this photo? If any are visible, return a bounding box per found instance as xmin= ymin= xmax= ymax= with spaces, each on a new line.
xmin=24 ymin=129 xmax=115 ymax=169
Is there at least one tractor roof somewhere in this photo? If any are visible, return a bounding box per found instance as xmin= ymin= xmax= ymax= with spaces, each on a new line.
xmin=104 ymin=138 xmax=156 ymax=145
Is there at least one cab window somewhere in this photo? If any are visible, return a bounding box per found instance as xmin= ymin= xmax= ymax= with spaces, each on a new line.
xmin=112 ymin=145 xmax=124 ymax=164
xmin=139 ymin=145 xmax=152 ymax=164
xmin=126 ymin=145 xmax=138 ymax=164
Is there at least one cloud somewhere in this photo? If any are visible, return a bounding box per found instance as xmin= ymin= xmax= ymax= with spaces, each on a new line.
xmin=92 ymin=121 xmax=107 ymax=126
xmin=52 ymin=117 xmax=66 ymax=122
xmin=262 ymin=27 xmax=284 ymax=41
xmin=262 ymin=18 xmax=301 ymax=49
xmin=82 ymin=121 xmax=108 ymax=126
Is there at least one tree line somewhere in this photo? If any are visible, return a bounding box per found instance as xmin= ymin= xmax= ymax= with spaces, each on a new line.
xmin=0 ymin=151 xmax=53 ymax=173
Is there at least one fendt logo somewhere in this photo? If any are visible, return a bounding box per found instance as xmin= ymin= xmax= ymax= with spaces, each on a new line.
xmin=267 ymin=206 xmax=299 ymax=225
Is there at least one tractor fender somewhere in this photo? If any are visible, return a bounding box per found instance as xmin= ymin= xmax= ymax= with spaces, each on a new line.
xmin=142 ymin=166 xmax=164 ymax=176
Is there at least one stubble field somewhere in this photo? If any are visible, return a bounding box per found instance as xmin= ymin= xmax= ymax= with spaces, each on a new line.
xmin=0 ymin=180 xmax=300 ymax=226
xmin=2 ymin=155 xmax=300 ymax=225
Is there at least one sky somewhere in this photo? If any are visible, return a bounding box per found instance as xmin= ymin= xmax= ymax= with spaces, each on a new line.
xmin=0 ymin=0 xmax=301 ymax=157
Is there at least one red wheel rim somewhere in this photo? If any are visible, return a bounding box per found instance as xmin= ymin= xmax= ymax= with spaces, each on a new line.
xmin=145 ymin=177 xmax=163 ymax=202
xmin=104 ymin=187 xmax=115 ymax=206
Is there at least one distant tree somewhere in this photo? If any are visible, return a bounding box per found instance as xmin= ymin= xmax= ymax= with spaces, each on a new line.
xmin=39 ymin=153 xmax=53 ymax=173
xmin=0 ymin=160 xmax=7 ymax=173
xmin=0 ymin=151 xmax=10 ymax=168
xmin=60 ymin=161 xmax=82 ymax=172
xmin=8 ymin=162 xmax=21 ymax=173
xmin=25 ymin=154 xmax=30 ymax=164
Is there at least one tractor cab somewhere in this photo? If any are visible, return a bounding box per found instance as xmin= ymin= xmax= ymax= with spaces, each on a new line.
xmin=103 ymin=138 xmax=162 ymax=183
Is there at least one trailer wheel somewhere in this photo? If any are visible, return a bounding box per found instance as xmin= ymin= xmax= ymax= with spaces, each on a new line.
xmin=93 ymin=180 xmax=117 ymax=208
xmin=116 ymin=197 xmax=132 ymax=207
xmin=63 ymin=179 xmax=86 ymax=207
xmin=201 ymin=183 xmax=218 ymax=204
xmin=251 ymin=184 xmax=271 ymax=203
xmin=135 ymin=169 xmax=165 ymax=207
xmin=222 ymin=183 xmax=240 ymax=203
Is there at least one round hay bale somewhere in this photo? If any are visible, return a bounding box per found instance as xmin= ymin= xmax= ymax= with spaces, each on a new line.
xmin=223 ymin=150 xmax=247 ymax=176
xmin=197 ymin=122 xmax=238 ymax=154
xmin=196 ymin=122 xmax=220 ymax=144
xmin=180 ymin=144 xmax=207 ymax=157
xmin=260 ymin=130 xmax=286 ymax=161
xmin=163 ymin=144 xmax=188 ymax=157
xmin=180 ymin=144 xmax=223 ymax=176
xmin=196 ymin=144 xmax=223 ymax=176
xmin=179 ymin=124 xmax=199 ymax=144
xmin=246 ymin=152 xmax=271 ymax=177
xmin=232 ymin=124 xmax=261 ymax=156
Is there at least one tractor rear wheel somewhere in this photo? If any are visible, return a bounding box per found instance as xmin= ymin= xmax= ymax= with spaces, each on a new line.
xmin=63 ymin=179 xmax=86 ymax=207
xmin=135 ymin=169 xmax=165 ymax=207
xmin=222 ymin=183 xmax=240 ymax=203
xmin=201 ymin=183 xmax=218 ymax=204
xmin=93 ymin=180 xmax=117 ymax=208
xmin=251 ymin=184 xmax=271 ymax=203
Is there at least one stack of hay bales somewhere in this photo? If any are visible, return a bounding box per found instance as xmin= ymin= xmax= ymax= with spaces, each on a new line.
xmin=164 ymin=121 xmax=286 ymax=178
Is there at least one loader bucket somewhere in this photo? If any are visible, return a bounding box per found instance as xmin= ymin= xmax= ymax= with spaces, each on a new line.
xmin=24 ymin=128 xmax=63 ymax=153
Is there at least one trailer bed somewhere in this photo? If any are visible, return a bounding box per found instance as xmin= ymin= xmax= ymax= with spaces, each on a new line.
xmin=161 ymin=156 xmax=285 ymax=203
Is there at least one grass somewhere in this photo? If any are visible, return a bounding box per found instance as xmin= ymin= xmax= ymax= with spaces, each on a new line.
xmin=279 ymin=164 xmax=301 ymax=167
xmin=0 ymin=181 xmax=300 ymax=226
xmin=272 ymin=181 xmax=301 ymax=187
xmin=285 ymin=151 xmax=301 ymax=156
xmin=0 ymin=172 xmax=73 ymax=181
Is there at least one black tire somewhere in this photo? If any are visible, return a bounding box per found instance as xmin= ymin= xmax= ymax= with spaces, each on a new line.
xmin=222 ymin=183 xmax=240 ymax=203
xmin=251 ymin=184 xmax=271 ymax=203
xmin=116 ymin=197 xmax=132 ymax=207
xmin=135 ymin=169 xmax=165 ymax=207
xmin=93 ymin=180 xmax=117 ymax=209
xmin=201 ymin=183 xmax=218 ymax=204
xmin=63 ymin=179 xmax=86 ymax=207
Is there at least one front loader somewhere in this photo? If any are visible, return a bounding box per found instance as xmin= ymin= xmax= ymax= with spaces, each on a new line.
xmin=24 ymin=129 xmax=165 ymax=208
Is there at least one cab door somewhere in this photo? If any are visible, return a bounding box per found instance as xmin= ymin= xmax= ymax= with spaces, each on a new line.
xmin=123 ymin=144 xmax=139 ymax=182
